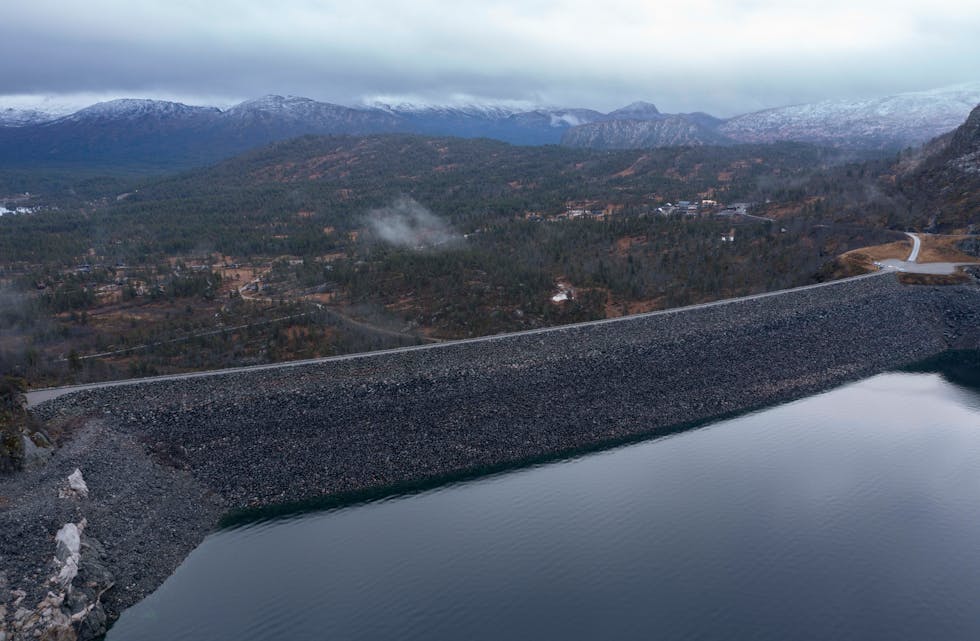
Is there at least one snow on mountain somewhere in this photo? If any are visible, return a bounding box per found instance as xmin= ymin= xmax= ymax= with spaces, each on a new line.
xmin=0 ymin=95 xmax=92 ymax=126
xmin=0 ymin=107 xmax=56 ymax=127
xmin=225 ymin=95 xmax=340 ymax=119
xmin=63 ymin=99 xmax=220 ymax=122
xmin=2 ymin=83 xmax=977 ymax=168
xmin=362 ymin=101 xmax=607 ymax=143
xmin=369 ymin=101 xmax=521 ymax=121
xmin=607 ymin=101 xmax=662 ymax=120
xmin=223 ymin=95 xmax=402 ymax=129
xmin=376 ymin=102 xmax=606 ymax=127
xmin=218 ymin=95 xmax=404 ymax=139
xmin=720 ymin=83 xmax=980 ymax=149
xmin=431 ymin=105 xmax=520 ymax=120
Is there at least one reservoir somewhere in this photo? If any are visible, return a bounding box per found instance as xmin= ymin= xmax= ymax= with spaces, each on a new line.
xmin=108 ymin=356 xmax=980 ymax=641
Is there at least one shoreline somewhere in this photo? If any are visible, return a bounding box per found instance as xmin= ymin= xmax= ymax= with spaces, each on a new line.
xmin=3 ymin=274 xmax=979 ymax=637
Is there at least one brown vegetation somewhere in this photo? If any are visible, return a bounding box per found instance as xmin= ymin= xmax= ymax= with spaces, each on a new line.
xmin=604 ymin=297 xmax=664 ymax=318
xmin=613 ymin=235 xmax=648 ymax=256
xmin=837 ymin=240 xmax=912 ymax=272
xmin=897 ymin=272 xmax=972 ymax=286
xmin=917 ymin=235 xmax=980 ymax=263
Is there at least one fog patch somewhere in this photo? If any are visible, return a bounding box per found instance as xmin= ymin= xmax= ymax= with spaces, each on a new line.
xmin=0 ymin=286 xmax=39 ymax=330
xmin=366 ymin=196 xmax=459 ymax=249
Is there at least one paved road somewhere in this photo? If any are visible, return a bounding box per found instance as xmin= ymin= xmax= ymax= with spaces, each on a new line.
xmin=906 ymin=232 xmax=922 ymax=262
xmin=877 ymin=232 xmax=980 ymax=274
xmin=25 ymin=270 xmax=890 ymax=407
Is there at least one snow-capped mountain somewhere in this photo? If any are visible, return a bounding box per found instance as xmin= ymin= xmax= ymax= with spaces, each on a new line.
xmin=0 ymin=96 xmax=404 ymax=169
xmin=0 ymin=83 xmax=976 ymax=170
xmin=561 ymin=85 xmax=979 ymax=151
xmin=363 ymin=101 xmax=610 ymax=143
xmin=0 ymin=99 xmax=227 ymax=169
xmin=225 ymin=95 xmax=382 ymax=124
xmin=720 ymin=83 xmax=980 ymax=149
xmin=221 ymin=95 xmax=402 ymax=137
xmin=0 ymin=95 xmax=90 ymax=126
xmin=62 ymin=98 xmax=221 ymax=122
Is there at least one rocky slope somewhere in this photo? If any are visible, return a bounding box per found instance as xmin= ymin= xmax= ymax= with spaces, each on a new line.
xmin=899 ymin=103 xmax=980 ymax=231
xmin=561 ymin=114 xmax=729 ymax=149
xmin=0 ymin=379 xmax=49 ymax=474
xmin=606 ymin=101 xmax=663 ymax=120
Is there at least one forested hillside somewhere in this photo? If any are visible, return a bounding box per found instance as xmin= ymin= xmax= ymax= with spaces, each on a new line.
xmin=0 ymin=134 xmax=913 ymax=385
xmin=0 ymin=135 xmax=860 ymax=262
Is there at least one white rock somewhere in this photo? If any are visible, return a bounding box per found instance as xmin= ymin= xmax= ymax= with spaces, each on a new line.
xmin=55 ymin=557 xmax=78 ymax=590
xmin=54 ymin=524 xmax=81 ymax=564
xmin=67 ymin=469 xmax=88 ymax=498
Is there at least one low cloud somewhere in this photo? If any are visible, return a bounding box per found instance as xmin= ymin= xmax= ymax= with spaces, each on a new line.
xmin=366 ymin=196 xmax=459 ymax=249
xmin=2 ymin=1 xmax=979 ymax=116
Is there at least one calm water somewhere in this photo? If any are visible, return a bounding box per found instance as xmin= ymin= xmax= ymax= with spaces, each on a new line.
xmin=109 ymin=359 xmax=980 ymax=641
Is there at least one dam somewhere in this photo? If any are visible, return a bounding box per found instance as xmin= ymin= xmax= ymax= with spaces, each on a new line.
xmin=5 ymin=272 xmax=980 ymax=635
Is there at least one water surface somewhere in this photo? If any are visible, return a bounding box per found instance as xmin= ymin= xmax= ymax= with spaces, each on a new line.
xmin=109 ymin=360 xmax=980 ymax=641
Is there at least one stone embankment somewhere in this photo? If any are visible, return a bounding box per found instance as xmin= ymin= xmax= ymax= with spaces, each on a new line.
xmin=3 ymin=273 xmax=980 ymax=635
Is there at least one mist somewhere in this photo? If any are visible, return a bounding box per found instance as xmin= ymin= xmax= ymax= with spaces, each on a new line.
xmin=365 ymin=197 xmax=459 ymax=249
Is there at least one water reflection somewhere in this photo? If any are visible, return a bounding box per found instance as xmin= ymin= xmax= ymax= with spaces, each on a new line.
xmin=109 ymin=356 xmax=980 ymax=641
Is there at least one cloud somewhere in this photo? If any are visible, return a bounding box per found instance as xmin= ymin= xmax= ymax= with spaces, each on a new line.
xmin=0 ymin=0 xmax=978 ymax=116
xmin=366 ymin=197 xmax=459 ymax=249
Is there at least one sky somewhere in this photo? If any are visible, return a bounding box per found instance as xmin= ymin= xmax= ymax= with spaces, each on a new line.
xmin=1 ymin=0 xmax=979 ymax=116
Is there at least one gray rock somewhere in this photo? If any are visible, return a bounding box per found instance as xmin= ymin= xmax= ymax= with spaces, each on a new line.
xmin=30 ymin=432 xmax=52 ymax=449
xmin=75 ymin=602 xmax=107 ymax=641
xmin=20 ymin=435 xmax=51 ymax=470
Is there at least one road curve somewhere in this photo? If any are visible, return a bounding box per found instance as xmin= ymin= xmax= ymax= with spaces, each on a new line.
xmin=906 ymin=232 xmax=922 ymax=262
xmin=25 ymin=270 xmax=890 ymax=407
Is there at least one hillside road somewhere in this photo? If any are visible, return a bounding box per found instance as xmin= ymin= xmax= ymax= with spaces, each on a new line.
xmin=906 ymin=232 xmax=922 ymax=262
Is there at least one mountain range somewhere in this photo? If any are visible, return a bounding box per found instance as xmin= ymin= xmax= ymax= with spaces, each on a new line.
xmin=0 ymin=83 xmax=978 ymax=171
xmin=563 ymin=84 xmax=980 ymax=151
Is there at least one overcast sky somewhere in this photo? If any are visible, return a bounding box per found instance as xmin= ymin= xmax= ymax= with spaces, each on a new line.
xmin=2 ymin=0 xmax=979 ymax=116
